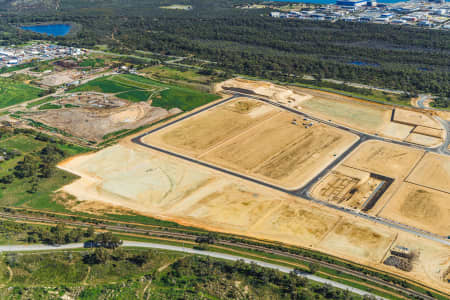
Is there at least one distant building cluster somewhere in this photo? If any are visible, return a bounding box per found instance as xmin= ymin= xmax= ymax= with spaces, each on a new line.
xmin=270 ymin=0 xmax=450 ymax=29
xmin=0 ymin=44 xmax=86 ymax=69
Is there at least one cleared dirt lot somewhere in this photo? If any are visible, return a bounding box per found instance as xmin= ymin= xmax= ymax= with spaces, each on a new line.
xmin=39 ymin=70 xmax=81 ymax=86
xmin=167 ymin=183 xmax=283 ymax=232
xmin=389 ymin=232 xmax=450 ymax=293
xmin=405 ymin=132 xmax=442 ymax=147
xmin=59 ymin=140 xmax=450 ymax=293
xmin=393 ymin=108 xmax=441 ymax=129
xmin=341 ymin=140 xmax=425 ymax=213
xmin=406 ymin=152 xmax=450 ymax=193
xmin=310 ymin=165 xmax=383 ymax=210
xmin=318 ymin=219 xmax=396 ymax=262
xmin=202 ymin=111 xmax=358 ymax=188
xmin=28 ymin=102 xmax=179 ymax=142
xmin=379 ymin=183 xmax=450 ymax=236
xmin=413 ymin=126 xmax=443 ymax=138
xmin=250 ymin=199 xmax=341 ymax=247
xmin=301 ymin=96 xmax=391 ymax=132
xmin=216 ymin=78 xmax=311 ymax=107
xmin=342 ymin=140 xmax=424 ymax=178
xmin=147 ymin=98 xmax=277 ymax=157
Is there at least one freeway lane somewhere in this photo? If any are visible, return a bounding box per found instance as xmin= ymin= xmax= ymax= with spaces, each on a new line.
xmin=132 ymin=92 xmax=450 ymax=246
xmin=0 ymin=241 xmax=385 ymax=299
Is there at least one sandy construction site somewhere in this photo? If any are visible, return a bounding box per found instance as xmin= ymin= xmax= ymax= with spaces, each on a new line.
xmin=25 ymin=98 xmax=181 ymax=142
xmin=144 ymin=98 xmax=358 ymax=189
xmin=38 ymin=70 xmax=82 ymax=87
xmin=56 ymin=78 xmax=450 ymax=293
xmin=310 ymin=165 xmax=385 ymax=210
xmin=379 ymin=183 xmax=450 ymax=236
xmin=216 ymin=78 xmax=444 ymax=147
xmin=58 ymin=138 xmax=450 ymax=293
xmin=310 ymin=139 xmax=450 ymax=239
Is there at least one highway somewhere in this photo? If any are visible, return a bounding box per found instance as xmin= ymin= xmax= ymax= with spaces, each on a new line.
xmin=132 ymin=92 xmax=450 ymax=247
xmin=0 ymin=241 xmax=385 ymax=299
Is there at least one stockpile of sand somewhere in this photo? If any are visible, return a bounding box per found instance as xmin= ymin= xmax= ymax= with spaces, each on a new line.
xmin=217 ymin=78 xmax=311 ymax=107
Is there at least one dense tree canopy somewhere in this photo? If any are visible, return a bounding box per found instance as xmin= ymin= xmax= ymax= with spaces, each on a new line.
xmin=0 ymin=0 xmax=448 ymax=97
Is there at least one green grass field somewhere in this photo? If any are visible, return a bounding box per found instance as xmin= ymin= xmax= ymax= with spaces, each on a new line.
xmin=0 ymin=135 xmax=45 ymax=152
xmin=0 ymin=78 xmax=43 ymax=109
xmin=0 ymin=133 xmax=90 ymax=210
xmin=79 ymin=58 xmax=105 ymax=68
xmin=0 ymin=62 xmax=37 ymax=74
xmin=38 ymin=103 xmax=62 ymax=110
xmin=141 ymin=65 xmax=210 ymax=83
xmin=71 ymin=76 xmax=131 ymax=93
xmin=26 ymin=96 xmax=55 ymax=109
xmin=72 ymin=74 xmax=219 ymax=110
xmin=116 ymin=90 xmax=151 ymax=102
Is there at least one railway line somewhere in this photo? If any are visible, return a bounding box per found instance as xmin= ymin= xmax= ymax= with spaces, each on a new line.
xmin=0 ymin=211 xmax=439 ymax=300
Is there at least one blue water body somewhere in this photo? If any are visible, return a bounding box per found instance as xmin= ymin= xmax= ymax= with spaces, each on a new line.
xmin=349 ymin=61 xmax=380 ymax=67
xmin=20 ymin=24 xmax=71 ymax=36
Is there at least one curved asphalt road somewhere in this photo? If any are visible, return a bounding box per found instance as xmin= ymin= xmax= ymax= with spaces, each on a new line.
xmin=0 ymin=241 xmax=386 ymax=299
xmin=131 ymin=93 xmax=450 ymax=246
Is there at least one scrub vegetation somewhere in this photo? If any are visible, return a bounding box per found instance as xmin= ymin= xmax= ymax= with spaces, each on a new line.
xmin=0 ymin=128 xmax=90 ymax=211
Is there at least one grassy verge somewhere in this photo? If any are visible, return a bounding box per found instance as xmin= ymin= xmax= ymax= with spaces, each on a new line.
xmin=0 ymin=131 xmax=90 ymax=210
xmin=26 ymin=96 xmax=55 ymax=109
xmin=0 ymin=77 xmax=44 ymax=109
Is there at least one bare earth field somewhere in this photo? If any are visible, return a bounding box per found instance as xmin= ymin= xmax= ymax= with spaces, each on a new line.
xmin=341 ymin=140 xmax=425 ymax=214
xmin=413 ymin=126 xmax=443 ymax=138
xmin=379 ymin=183 xmax=450 ymax=236
xmin=216 ymin=78 xmax=311 ymax=107
xmin=405 ymin=132 xmax=442 ymax=147
xmin=216 ymin=79 xmax=444 ymax=146
xmin=39 ymin=70 xmax=82 ymax=86
xmin=342 ymin=140 xmax=424 ymax=179
xmin=300 ymin=96 xmax=390 ymax=132
xmin=146 ymin=98 xmax=357 ymax=189
xmin=58 ymin=138 xmax=450 ymax=293
xmin=27 ymin=102 xmax=180 ymax=141
xmin=318 ymin=219 xmax=396 ymax=262
xmin=201 ymin=111 xmax=358 ymax=189
xmin=393 ymin=108 xmax=441 ymax=129
xmin=310 ymin=165 xmax=383 ymax=210
xmin=389 ymin=232 xmax=450 ymax=291
xmin=406 ymin=152 xmax=450 ymax=193
xmin=147 ymin=98 xmax=278 ymax=157
xmin=250 ymin=199 xmax=341 ymax=248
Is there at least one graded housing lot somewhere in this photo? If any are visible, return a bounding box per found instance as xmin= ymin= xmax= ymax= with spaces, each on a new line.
xmin=377 ymin=153 xmax=450 ymax=237
xmin=325 ymin=140 xmax=425 ymax=214
xmin=310 ymin=165 xmax=385 ymax=210
xmin=217 ymin=78 xmax=444 ymax=147
xmin=56 ymin=78 xmax=450 ymax=293
xmin=144 ymin=97 xmax=358 ymax=189
xmin=317 ymin=140 xmax=450 ymax=239
xmin=58 ymin=140 xmax=450 ymax=293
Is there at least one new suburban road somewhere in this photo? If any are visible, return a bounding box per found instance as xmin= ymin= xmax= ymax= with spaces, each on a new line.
xmin=131 ymin=92 xmax=450 ymax=247
xmin=0 ymin=241 xmax=385 ymax=299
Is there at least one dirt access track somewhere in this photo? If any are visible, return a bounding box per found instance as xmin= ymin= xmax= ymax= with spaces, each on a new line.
xmin=144 ymin=97 xmax=358 ymax=189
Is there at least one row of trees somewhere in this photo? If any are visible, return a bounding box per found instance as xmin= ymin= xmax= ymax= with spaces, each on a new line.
xmin=164 ymin=255 xmax=376 ymax=300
